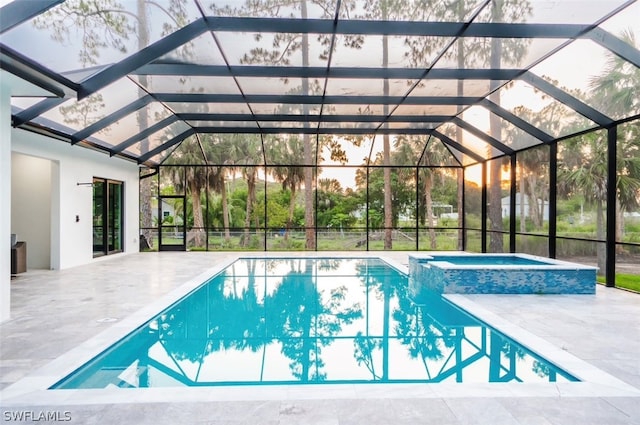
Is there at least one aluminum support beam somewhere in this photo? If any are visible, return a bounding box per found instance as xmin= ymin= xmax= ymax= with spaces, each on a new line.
xmin=110 ymin=115 xmax=179 ymax=155
xmin=481 ymin=99 xmax=555 ymax=143
xmin=194 ymin=126 xmax=434 ymax=135
xmin=481 ymin=162 xmax=488 ymax=253
xmin=431 ymin=130 xmax=484 ymax=163
xmin=587 ymin=27 xmax=640 ymax=69
xmin=71 ymin=95 xmax=154 ymax=143
xmin=155 ymin=93 xmax=482 ymax=105
xmin=606 ymin=126 xmax=617 ymax=287
xmin=12 ymin=97 xmax=67 ymax=126
xmin=0 ymin=46 xmax=77 ymax=97
xmin=509 ymin=154 xmax=516 ymax=253
xmin=134 ymin=63 xmax=525 ymax=80
xmin=0 ymin=0 xmax=63 ymax=34
xmin=205 ymin=16 xmax=593 ymax=38
xmin=137 ymin=128 xmax=195 ymax=164
xmin=452 ymin=117 xmax=515 ymax=155
xmin=520 ymin=72 xmax=613 ymax=127
xmin=78 ymin=19 xmax=209 ymax=99
xmin=549 ymin=142 xmax=558 ymax=258
xmin=177 ymin=113 xmax=452 ymax=122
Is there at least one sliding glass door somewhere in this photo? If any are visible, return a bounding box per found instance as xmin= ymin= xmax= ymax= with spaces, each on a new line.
xmin=93 ymin=178 xmax=123 ymax=257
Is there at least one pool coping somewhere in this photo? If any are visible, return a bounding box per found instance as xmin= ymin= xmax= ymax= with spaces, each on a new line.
xmin=408 ymin=252 xmax=600 ymax=270
xmin=1 ymin=253 xmax=638 ymax=406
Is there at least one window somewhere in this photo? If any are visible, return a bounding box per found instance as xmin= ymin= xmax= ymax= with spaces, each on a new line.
xmin=93 ymin=178 xmax=123 ymax=257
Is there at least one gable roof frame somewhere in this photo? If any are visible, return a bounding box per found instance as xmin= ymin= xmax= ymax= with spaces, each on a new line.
xmin=2 ymin=1 xmax=638 ymax=167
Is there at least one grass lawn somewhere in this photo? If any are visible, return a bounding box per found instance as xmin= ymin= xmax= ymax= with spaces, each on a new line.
xmin=597 ymin=274 xmax=640 ymax=293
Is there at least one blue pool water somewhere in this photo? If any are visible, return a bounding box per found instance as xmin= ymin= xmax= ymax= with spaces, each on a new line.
xmin=422 ymin=255 xmax=550 ymax=266
xmin=52 ymin=258 xmax=577 ymax=389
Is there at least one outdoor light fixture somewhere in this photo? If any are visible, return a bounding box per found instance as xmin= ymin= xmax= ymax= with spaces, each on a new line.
xmin=76 ymin=182 xmax=94 ymax=187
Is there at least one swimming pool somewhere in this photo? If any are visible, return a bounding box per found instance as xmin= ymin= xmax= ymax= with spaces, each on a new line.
xmin=52 ymin=258 xmax=576 ymax=389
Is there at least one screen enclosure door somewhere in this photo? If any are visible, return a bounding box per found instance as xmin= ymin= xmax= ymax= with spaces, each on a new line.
xmin=158 ymin=195 xmax=186 ymax=251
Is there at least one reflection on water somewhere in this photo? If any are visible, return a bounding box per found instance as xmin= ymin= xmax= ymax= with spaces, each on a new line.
xmin=54 ymin=258 xmax=577 ymax=389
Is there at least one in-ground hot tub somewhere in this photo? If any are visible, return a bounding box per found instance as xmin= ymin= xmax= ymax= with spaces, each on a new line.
xmin=409 ymin=252 xmax=597 ymax=295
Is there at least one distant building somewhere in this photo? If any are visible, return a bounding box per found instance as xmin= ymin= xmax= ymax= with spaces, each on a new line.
xmin=152 ymin=199 xmax=178 ymax=224
xmin=501 ymin=193 xmax=549 ymax=221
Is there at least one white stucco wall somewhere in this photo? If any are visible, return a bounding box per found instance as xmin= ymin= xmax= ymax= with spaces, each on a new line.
xmin=11 ymin=128 xmax=140 ymax=270
xmin=0 ymin=84 xmax=10 ymax=322
xmin=11 ymin=152 xmax=52 ymax=269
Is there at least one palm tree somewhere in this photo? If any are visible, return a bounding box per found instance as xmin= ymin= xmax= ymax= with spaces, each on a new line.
xmin=560 ymin=29 xmax=640 ymax=271
xmin=198 ymin=134 xmax=234 ymax=243
xmin=269 ymin=136 xmax=306 ymax=241
xmin=388 ymin=135 xmax=420 ymax=244
xmin=587 ymin=29 xmax=640 ymax=252
xmin=164 ymin=136 xmax=208 ymax=247
xmin=389 ymin=135 xmax=457 ymax=249
xmin=226 ymin=133 xmax=264 ymax=247
xmin=506 ymin=102 xmax=573 ymax=232
xmin=420 ymin=138 xmax=456 ymax=249
xmin=614 ymin=127 xmax=640 ymax=248
xmin=559 ymin=132 xmax=608 ymax=272
xmin=318 ymin=178 xmax=343 ymax=195
xmin=588 ymin=29 xmax=640 ymax=120
xmin=517 ymin=147 xmax=549 ymax=231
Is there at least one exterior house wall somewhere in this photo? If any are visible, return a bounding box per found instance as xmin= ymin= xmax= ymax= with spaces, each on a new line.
xmin=1 ymin=84 xmax=10 ymax=321
xmin=11 ymin=128 xmax=140 ymax=270
xmin=11 ymin=152 xmax=52 ymax=269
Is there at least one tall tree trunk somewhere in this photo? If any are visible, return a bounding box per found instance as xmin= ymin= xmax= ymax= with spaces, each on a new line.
xmin=243 ymin=170 xmax=256 ymax=248
xmin=301 ymin=0 xmax=315 ymax=250
xmin=526 ymin=174 xmax=542 ymax=227
xmin=137 ymin=0 xmax=153 ymax=247
xmin=189 ymin=179 xmax=204 ymax=247
xmin=488 ymin=161 xmax=503 ymax=252
xmin=286 ymin=187 xmax=297 ymax=242
xmin=304 ymin=155 xmax=315 ymax=249
xmin=425 ymin=172 xmax=437 ymax=249
xmin=382 ymin=3 xmax=392 ymax=250
xmin=616 ymin=198 xmax=625 ymax=254
xmin=488 ymin=0 xmax=505 ymax=253
xmin=383 ymin=156 xmax=392 ymax=250
xmin=221 ymin=179 xmax=230 ymax=242
xmin=140 ymin=179 xmax=153 ymax=246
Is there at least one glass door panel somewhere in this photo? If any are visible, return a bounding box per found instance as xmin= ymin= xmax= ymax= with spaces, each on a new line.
xmin=93 ymin=178 xmax=123 ymax=257
xmin=93 ymin=179 xmax=105 ymax=256
xmin=108 ymin=182 xmax=123 ymax=252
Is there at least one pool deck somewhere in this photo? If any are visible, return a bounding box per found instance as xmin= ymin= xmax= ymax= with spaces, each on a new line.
xmin=1 ymin=251 xmax=639 ymax=424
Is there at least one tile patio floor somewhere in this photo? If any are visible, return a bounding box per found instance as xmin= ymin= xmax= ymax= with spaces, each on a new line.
xmin=1 ymin=251 xmax=639 ymax=424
